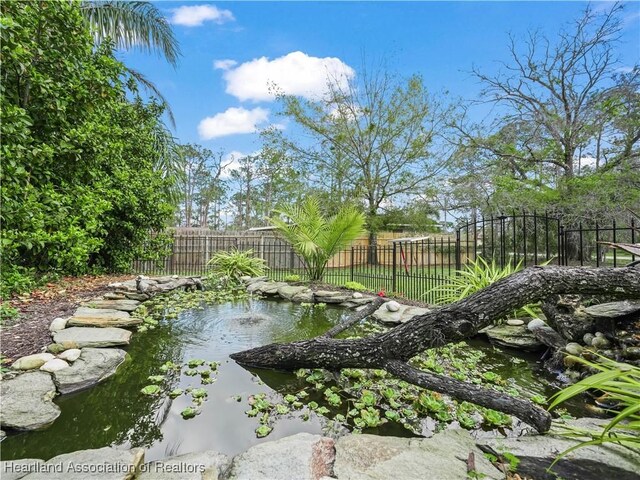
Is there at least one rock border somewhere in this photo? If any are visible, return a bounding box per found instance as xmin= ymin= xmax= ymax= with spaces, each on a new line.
xmin=1 ymin=276 xmax=203 ymax=434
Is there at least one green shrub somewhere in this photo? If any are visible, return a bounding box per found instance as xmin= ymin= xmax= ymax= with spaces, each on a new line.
xmin=207 ymin=249 xmax=267 ymax=280
xmin=0 ymin=266 xmax=37 ymax=299
xmin=0 ymin=303 xmax=20 ymax=325
xmin=284 ymin=274 xmax=301 ymax=282
xmin=343 ymin=281 xmax=367 ymax=292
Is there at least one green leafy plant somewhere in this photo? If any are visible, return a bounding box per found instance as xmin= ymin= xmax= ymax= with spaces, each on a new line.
xmin=0 ymin=303 xmax=20 ymax=324
xmin=207 ymin=248 xmax=267 ymax=280
xmin=181 ymin=406 xmax=198 ymax=419
xmin=427 ymin=257 xmax=542 ymax=318
xmin=343 ymin=281 xmax=367 ymax=292
xmin=283 ymin=274 xmax=301 ymax=282
xmin=270 ymin=197 xmax=366 ymax=281
xmin=548 ymin=355 xmax=640 ymax=462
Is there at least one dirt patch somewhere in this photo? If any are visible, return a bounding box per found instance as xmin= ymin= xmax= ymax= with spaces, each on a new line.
xmin=1 ymin=275 xmax=131 ymax=361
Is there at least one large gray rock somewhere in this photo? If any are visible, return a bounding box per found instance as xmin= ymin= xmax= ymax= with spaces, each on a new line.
xmin=584 ymin=300 xmax=640 ymax=319
xmin=313 ymin=290 xmax=351 ymax=304
xmin=481 ymin=324 xmax=544 ymax=351
xmin=0 ymin=371 xmax=60 ymax=431
xmin=53 ymin=348 xmax=127 ymax=394
xmin=0 ymin=459 xmax=45 ymax=480
xmin=139 ymin=450 xmax=230 ymax=480
xmin=277 ymin=285 xmax=312 ymax=301
xmin=372 ymin=303 xmax=430 ymax=325
xmin=241 ymin=276 xmax=269 ymax=285
xmin=53 ymin=327 xmax=132 ymax=348
xmin=246 ymin=281 xmax=270 ymax=294
xmin=49 ymin=317 xmax=68 ymax=332
xmin=479 ymin=418 xmax=640 ymax=480
xmin=67 ymin=308 xmax=141 ymax=328
xmin=21 ymin=447 xmax=144 ymax=480
xmin=80 ymin=300 xmax=141 ymax=312
xmin=12 ymin=353 xmax=55 ymax=371
xmin=226 ymin=433 xmax=335 ymax=480
xmin=333 ymin=430 xmax=498 ymax=480
xmin=257 ymin=282 xmax=288 ymax=296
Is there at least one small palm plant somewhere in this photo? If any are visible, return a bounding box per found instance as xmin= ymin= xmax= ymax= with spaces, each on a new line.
xmin=548 ymin=355 xmax=640 ymax=462
xmin=270 ymin=197 xmax=365 ymax=281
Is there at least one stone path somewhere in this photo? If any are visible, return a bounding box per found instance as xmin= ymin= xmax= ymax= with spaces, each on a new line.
xmin=1 ymin=276 xmax=203 ymax=434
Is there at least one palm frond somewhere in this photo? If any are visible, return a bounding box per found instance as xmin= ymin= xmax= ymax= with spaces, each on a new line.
xmin=126 ymin=67 xmax=176 ymax=128
xmin=81 ymin=0 xmax=180 ymax=66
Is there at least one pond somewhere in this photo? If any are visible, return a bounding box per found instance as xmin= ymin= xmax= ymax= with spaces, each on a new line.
xmin=0 ymin=299 xmax=576 ymax=462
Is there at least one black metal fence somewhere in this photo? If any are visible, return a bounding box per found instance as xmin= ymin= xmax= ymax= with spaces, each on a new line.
xmin=132 ymin=214 xmax=637 ymax=303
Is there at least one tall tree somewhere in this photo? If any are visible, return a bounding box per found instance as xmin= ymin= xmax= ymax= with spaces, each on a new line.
xmin=80 ymin=0 xmax=179 ymax=66
xmin=468 ymin=4 xmax=626 ymax=179
xmin=80 ymin=0 xmax=181 ymax=129
xmin=1 ymin=1 xmax=176 ymax=278
xmin=178 ymin=145 xmax=228 ymax=228
xmin=271 ymin=69 xmax=453 ymax=256
xmin=449 ymin=4 xmax=639 ymax=227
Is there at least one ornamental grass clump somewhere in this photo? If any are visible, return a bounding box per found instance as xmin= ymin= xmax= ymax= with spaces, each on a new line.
xmin=548 ymin=355 xmax=640 ymax=463
xmin=427 ymin=256 xmax=541 ymax=318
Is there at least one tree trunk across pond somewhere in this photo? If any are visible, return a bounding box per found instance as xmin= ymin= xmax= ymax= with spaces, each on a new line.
xmin=231 ymin=266 xmax=640 ymax=433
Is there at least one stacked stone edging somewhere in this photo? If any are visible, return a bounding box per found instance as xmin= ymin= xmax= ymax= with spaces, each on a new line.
xmin=1 ymin=276 xmax=203 ymax=435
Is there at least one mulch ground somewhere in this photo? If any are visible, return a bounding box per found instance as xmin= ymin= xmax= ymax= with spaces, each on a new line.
xmin=0 ymin=274 xmax=131 ymax=362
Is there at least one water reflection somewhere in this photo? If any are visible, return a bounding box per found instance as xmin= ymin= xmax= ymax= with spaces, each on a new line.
xmin=1 ymin=299 xmax=571 ymax=462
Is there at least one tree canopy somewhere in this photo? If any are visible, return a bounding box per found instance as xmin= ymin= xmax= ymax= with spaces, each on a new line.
xmin=0 ymin=1 xmax=178 ymax=294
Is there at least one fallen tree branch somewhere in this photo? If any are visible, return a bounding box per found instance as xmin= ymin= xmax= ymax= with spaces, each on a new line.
xmin=384 ymin=360 xmax=552 ymax=433
xmin=231 ymin=266 xmax=640 ymax=432
xmin=321 ymin=297 xmax=384 ymax=338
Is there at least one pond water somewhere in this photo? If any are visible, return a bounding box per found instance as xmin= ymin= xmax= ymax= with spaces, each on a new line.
xmin=0 ymin=299 xmax=574 ymax=462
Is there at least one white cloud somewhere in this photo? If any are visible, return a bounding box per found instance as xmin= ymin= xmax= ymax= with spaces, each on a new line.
xmin=220 ymin=51 xmax=355 ymax=102
xmin=214 ymin=59 xmax=238 ymax=70
xmin=171 ymin=5 xmax=234 ymax=27
xmin=198 ymin=107 xmax=269 ymax=140
xmin=615 ymin=66 xmax=636 ymax=74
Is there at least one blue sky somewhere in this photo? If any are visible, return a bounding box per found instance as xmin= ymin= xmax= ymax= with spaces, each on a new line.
xmin=121 ymin=1 xmax=640 ymax=161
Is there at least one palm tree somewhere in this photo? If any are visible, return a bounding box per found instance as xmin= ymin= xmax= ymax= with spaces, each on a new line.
xmin=80 ymin=0 xmax=184 ymax=198
xmin=271 ymin=197 xmax=366 ymax=281
xmin=80 ymin=1 xmax=180 ymax=66
xmin=81 ymin=1 xmax=180 ymax=126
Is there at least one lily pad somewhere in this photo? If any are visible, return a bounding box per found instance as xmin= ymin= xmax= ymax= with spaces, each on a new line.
xmin=168 ymin=388 xmax=184 ymax=399
xmin=141 ymin=385 xmax=161 ymax=395
xmin=255 ymin=425 xmax=272 ymax=438
xmin=181 ymin=406 xmax=198 ymax=419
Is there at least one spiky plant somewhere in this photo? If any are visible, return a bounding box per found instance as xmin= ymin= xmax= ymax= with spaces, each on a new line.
xmin=270 ymin=197 xmax=365 ymax=281
xmin=427 ymin=257 xmax=541 ymax=318
xmin=548 ymin=355 xmax=640 ymax=463
xmin=80 ymin=1 xmax=180 ymax=66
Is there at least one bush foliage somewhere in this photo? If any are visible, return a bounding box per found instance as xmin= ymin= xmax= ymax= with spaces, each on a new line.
xmin=1 ymin=2 xmax=176 ymax=295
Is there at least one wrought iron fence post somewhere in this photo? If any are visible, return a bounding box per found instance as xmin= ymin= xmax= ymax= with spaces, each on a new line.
xmin=350 ymin=247 xmax=354 ymax=282
xmin=455 ymin=229 xmax=461 ymax=272
xmin=392 ymin=242 xmax=397 ymax=293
